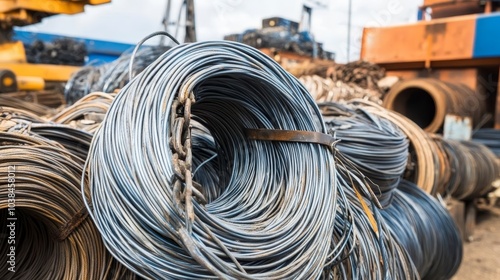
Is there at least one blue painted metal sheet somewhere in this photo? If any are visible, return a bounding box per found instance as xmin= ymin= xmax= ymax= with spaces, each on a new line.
xmin=13 ymin=30 xmax=135 ymax=64
xmin=473 ymin=13 xmax=500 ymax=58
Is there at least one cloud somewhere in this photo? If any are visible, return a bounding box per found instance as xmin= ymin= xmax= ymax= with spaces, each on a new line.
xmin=19 ymin=0 xmax=423 ymax=62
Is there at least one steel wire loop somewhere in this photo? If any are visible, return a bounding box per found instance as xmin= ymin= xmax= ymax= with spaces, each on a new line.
xmin=83 ymin=40 xmax=340 ymax=279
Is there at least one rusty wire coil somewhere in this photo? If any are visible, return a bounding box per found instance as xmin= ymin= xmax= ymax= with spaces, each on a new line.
xmin=0 ymin=95 xmax=56 ymax=117
xmin=381 ymin=180 xmax=463 ymax=280
xmin=0 ymin=130 xmax=137 ymax=279
xmin=383 ymin=78 xmax=486 ymax=133
xmin=299 ymin=75 xmax=383 ymax=104
xmin=52 ymin=92 xmax=115 ymax=133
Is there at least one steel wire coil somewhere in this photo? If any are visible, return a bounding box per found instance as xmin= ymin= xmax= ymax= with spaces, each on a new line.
xmin=299 ymin=75 xmax=383 ymax=104
xmin=0 ymin=95 xmax=56 ymax=117
xmin=0 ymin=131 xmax=137 ymax=279
xmin=329 ymin=161 xmax=418 ymax=279
xmin=2 ymin=90 xmax=66 ymax=108
xmin=436 ymin=138 xmax=500 ymax=200
xmin=64 ymin=46 xmax=169 ymax=104
xmin=83 ymin=40 xmax=343 ymax=279
xmin=52 ymin=92 xmax=115 ymax=133
xmin=319 ymin=102 xmax=409 ymax=207
xmin=473 ymin=128 xmax=500 ymax=157
xmin=381 ymin=180 xmax=463 ymax=280
xmin=345 ymin=99 xmax=440 ymax=194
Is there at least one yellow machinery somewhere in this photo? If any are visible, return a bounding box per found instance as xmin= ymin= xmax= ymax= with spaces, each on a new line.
xmin=0 ymin=0 xmax=111 ymax=92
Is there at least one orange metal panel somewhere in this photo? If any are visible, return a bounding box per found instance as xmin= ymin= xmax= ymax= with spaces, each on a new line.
xmin=423 ymin=0 xmax=480 ymax=7
xmin=423 ymin=0 xmax=454 ymax=6
xmin=387 ymin=68 xmax=479 ymax=90
xmin=362 ymin=15 xmax=477 ymax=65
xmin=0 ymin=41 xmax=26 ymax=63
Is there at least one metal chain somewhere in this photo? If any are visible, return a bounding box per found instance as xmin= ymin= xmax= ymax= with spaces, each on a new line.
xmin=170 ymin=92 xmax=205 ymax=234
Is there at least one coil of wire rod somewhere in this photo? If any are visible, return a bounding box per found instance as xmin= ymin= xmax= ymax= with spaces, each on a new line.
xmin=329 ymin=157 xmax=418 ymax=279
xmin=52 ymin=92 xmax=115 ymax=133
xmin=319 ymin=102 xmax=409 ymax=207
xmin=2 ymin=90 xmax=65 ymax=108
xmin=383 ymin=78 xmax=486 ymax=133
xmin=429 ymin=134 xmax=452 ymax=195
xmin=1 ymin=106 xmax=46 ymax=128
xmin=0 ymin=131 xmax=137 ymax=279
xmin=381 ymin=180 xmax=463 ymax=280
xmin=64 ymin=46 xmax=169 ymax=104
xmin=473 ymin=128 xmax=500 ymax=157
xmin=299 ymin=75 xmax=383 ymax=104
xmin=437 ymin=139 xmax=500 ymax=200
xmin=346 ymin=99 xmax=440 ymax=194
xmin=82 ymin=40 xmax=357 ymax=279
xmin=0 ymin=95 xmax=56 ymax=117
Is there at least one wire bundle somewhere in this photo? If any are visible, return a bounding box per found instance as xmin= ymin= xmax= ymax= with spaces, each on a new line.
xmin=80 ymin=40 xmax=420 ymax=279
xmin=319 ymin=102 xmax=409 ymax=207
xmin=52 ymin=92 xmax=115 ymax=133
xmin=299 ymin=75 xmax=383 ymax=105
xmin=83 ymin=40 xmax=345 ymax=279
xmin=381 ymin=180 xmax=463 ymax=280
xmin=473 ymin=128 xmax=500 ymax=157
xmin=349 ymin=100 xmax=441 ymax=194
xmin=0 ymin=95 xmax=56 ymax=117
xmin=0 ymin=129 xmax=136 ymax=279
xmin=64 ymin=46 xmax=169 ymax=104
xmin=436 ymin=138 xmax=500 ymax=200
xmin=330 ymin=162 xmax=418 ymax=279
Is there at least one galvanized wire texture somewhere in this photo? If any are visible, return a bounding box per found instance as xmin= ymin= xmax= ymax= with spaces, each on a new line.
xmin=82 ymin=40 xmax=419 ymax=279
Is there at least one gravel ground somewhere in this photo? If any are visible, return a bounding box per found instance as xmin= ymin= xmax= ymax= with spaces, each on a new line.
xmin=453 ymin=211 xmax=500 ymax=280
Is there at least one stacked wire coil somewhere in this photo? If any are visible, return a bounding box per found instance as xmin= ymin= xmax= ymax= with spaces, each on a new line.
xmin=83 ymin=41 xmax=344 ymax=279
xmin=0 ymin=127 xmax=136 ymax=279
xmin=319 ymin=102 xmax=409 ymax=207
xmin=381 ymin=180 xmax=463 ymax=280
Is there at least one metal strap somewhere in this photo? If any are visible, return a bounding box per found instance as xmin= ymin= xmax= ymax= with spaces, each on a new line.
xmin=246 ymin=128 xmax=340 ymax=148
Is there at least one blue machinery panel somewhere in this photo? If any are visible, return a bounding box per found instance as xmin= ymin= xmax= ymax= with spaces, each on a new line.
xmin=473 ymin=13 xmax=500 ymax=59
xmin=13 ymin=30 xmax=135 ymax=64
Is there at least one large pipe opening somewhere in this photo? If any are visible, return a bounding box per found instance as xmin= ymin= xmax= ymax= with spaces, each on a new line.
xmin=392 ymin=87 xmax=436 ymax=130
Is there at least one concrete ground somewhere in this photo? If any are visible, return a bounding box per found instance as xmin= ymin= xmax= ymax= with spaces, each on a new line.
xmin=453 ymin=211 xmax=500 ymax=280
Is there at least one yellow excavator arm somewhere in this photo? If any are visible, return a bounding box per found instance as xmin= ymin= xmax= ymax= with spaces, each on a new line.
xmin=0 ymin=0 xmax=111 ymax=91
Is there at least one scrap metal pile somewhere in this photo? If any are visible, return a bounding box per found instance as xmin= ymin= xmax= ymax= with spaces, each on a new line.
xmin=25 ymin=38 xmax=87 ymax=66
xmin=2 ymin=39 xmax=499 ymax=279
xmin=299 ymin=61 xmax=389 ymax=105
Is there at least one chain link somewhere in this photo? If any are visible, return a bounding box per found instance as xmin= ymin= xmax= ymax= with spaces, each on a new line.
xmin=170 ymin=92 xmax=204 ymax=234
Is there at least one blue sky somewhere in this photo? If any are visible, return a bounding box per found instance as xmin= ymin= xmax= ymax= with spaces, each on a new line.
xmin=19 ymin=0 xmax=423 ymax=62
